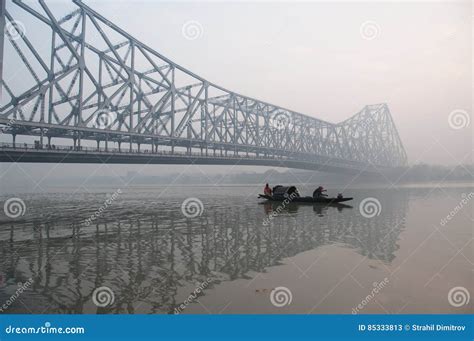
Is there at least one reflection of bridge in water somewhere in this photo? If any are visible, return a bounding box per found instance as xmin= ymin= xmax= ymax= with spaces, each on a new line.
xmin=0 ymin=1 xmax=407 ymax=173
xmin=0 ymin=194 xmax=407 ymax=314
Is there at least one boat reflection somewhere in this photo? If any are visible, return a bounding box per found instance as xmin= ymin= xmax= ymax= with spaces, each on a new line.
xmin=261 ymin=201 xmax=352 ymax=216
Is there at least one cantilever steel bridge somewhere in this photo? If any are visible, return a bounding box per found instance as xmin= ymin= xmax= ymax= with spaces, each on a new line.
xmin=0 ymin=0 xmax=407 ymax=173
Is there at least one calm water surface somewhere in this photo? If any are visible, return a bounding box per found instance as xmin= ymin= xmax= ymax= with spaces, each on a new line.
xmin=0 ymin=184 xmax=472 ymax=314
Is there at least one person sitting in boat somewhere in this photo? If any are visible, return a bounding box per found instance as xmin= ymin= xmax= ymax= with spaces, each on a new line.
xmin=292 ymin=188 xmax=301 ymax=198
xmin=264 ymin=183 xmax=272 ymax=196
xmin=313 ymin=186 xmax=327 ymax=198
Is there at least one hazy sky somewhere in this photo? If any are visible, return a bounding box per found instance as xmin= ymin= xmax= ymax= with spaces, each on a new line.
xmin=0 ymin=0 xmax=472 ymax=180
xmin=81 ymin=0 xmax=471 ymax=164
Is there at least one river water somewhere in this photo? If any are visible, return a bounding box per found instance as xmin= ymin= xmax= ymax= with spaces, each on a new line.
xmin=0 ymin=183 xmax=472 ymax=314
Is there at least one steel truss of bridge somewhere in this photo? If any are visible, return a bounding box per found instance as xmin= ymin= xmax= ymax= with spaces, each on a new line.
xmin=0 ymin=0 xmax=407 ymax=173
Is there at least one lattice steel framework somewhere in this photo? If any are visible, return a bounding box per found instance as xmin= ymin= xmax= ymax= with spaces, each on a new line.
xmin=0 ymin=0 xmax=407 ymax=170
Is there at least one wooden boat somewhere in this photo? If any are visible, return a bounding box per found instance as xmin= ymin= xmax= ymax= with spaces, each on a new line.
xmin=258 ymin=194 xmax=353 ymax=204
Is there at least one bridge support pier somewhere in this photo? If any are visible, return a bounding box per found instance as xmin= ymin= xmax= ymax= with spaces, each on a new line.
xmin=12 ymin=134 xmax=15 ymax=148
xmin=47 ymin=136 xmax=51 ymax=149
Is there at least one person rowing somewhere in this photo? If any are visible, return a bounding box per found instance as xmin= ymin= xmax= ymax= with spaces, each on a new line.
xmin=313 ymin=186 xmax=327 ymax=198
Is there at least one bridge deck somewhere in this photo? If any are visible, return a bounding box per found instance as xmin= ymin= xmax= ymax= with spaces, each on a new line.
xmin=0 ymin=143 xmax=384 ymax=174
